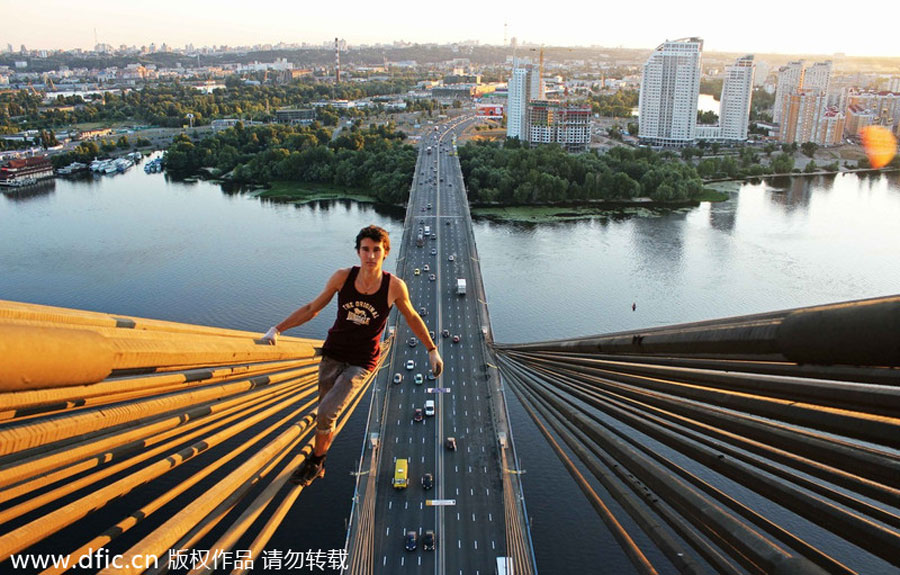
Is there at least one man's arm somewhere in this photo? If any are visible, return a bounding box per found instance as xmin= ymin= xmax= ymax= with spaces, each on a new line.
xmin=262 ymin=269 xmax=347 ymax=343
xmin=391 ymin=277 xmax=443 ymax=376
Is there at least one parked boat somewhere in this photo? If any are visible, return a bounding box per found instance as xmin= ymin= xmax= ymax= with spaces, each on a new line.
xmin=114 ymin=157 xmax=134 ymax=173
xmin=90 ymin=159 xmax=113 ymax=173
xmin=144 ymin=158 xmax=164 ymax=173
xmin=57 ymin=162 xmax=88 ymax=176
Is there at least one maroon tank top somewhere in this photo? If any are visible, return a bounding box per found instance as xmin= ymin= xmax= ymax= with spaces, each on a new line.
xmin=322 ymin=266 xmax=393 ymax=370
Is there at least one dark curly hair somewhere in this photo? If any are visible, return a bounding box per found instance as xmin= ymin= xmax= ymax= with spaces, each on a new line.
xmin=355 ymin=225 xmax=391 ymax=254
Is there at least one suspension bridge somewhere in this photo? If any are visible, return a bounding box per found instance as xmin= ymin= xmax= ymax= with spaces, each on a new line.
xmin=0 ymin=116 xmax=897 ymax=575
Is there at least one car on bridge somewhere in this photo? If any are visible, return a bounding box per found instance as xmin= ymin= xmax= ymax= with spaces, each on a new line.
xmin=424 ymin=400 xmax=435 ymax=416
xmin=419 ymin=307 xmax=427 ymax=316
xmin=392 ymin=373 xmax=402 ymax=384
xmin=429 ymin=273 xmax=436 ymax=281
xmin=431 ymin=248 xmax=437 ymax=255
xmin=453 ymin=334 xmax=460 ymax=343
xmin=427 ymin=371 xmax=436 ymax=381
xmin=404 ymin=531 xmax=418 ymax=551
xmin=405 ymin=360 xmax=415 ymax=370
xmin=442 ymin=329 xmax=450 ymax=338
xmin=413 ymin=408 xmax=424 ymax=423
xmin=445 ymin=437 xmax=457 ymax=451
xmin=423 ymin=264 xmax=430 ymax=272
xmin=421 ymin=472 xmax=434 ymax=490
xmin=414 ymin=268 xmax=420 ymax=275
xmin=422 ymin=530 xmax=436 ymax=551
xmin=408 ymin=337 xmax=417 ymax=347
xmin=448 ymin=254 xmax=455 ymax=261
xmin=414 ymin=373 xmax=423 ymax=385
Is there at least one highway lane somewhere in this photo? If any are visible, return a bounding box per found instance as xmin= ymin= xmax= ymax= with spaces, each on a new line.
xmin=356 ymin=116 xmax=510 ymax=574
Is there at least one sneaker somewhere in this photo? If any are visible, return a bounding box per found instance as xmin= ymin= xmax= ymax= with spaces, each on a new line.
xmin=289 ymin=454 xmax=326 ymax=486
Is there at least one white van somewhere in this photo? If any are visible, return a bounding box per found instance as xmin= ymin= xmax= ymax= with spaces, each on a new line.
xmin=424 ymin=400 xmax=435 ymax=417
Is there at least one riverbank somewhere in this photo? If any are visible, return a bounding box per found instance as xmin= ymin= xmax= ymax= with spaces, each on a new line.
xmin=250 ymin=181 xmax=378 ymax=204
xmin=470 ymin=191 xmax=729 ymax=223
xmin=703 ymin=166 xmax=900 ymax=193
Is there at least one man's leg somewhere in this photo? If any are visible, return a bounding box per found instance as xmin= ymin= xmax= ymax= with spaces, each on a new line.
xmin=313 ymin=428 xmax=334 ymax=457
xmin=290 ymin=359 xmax=370 ymax=486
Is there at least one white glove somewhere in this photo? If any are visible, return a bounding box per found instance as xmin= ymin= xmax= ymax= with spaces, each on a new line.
xmin=262 ymin=326 xmax=279 ymax=345
xmin=429 ymin=348 xmax=443 ymax=377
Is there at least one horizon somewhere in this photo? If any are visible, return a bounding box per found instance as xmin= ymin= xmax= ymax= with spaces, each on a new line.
xmin=6 ymin=0 xmax=899 ymax=60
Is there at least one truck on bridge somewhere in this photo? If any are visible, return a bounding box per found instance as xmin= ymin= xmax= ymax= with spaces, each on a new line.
xmin=457 ymin=278 xmax=466 ymax=295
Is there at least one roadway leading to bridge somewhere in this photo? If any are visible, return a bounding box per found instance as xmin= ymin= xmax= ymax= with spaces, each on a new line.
xmin=344 ymin=116 xmax=533 ymax=575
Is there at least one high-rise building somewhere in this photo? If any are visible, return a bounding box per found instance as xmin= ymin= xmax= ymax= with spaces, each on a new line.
xmin=753 ymin=60 xmax=770 ymax=87
xmin=780 ymin=90 xmax=827 ymax=144
xmin=526 ymin=100 xmax=592 ymax=153
xmin=802 ymin=60 xmax=833 ymax=94
xmin=773 ymin=61 xmax=804 ymax=124
xmin=719 ymin=55 xmax=755 ymax=141
xmin=507 ymin=62 xmax=537 ymax=140
xmin=638 ymin=37 xmax=703 ymax=147
xmin=819 ymin=107 xmax=846 ymax=146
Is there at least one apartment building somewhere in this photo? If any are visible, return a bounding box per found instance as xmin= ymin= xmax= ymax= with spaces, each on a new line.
xmin=638 ymin=38 xmax=703 ymax=147
xmin=507 ymin=62 xmax=539 ymax=140
xmin=773 ymin=60 xmax=804 ymax=124
xmin=525 ymin=100 xmax=592 ymax=153
xmin=719 ymin=55 xmax=755 ymax=141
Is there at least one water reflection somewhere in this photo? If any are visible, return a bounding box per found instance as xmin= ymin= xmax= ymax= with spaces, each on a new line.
xmin=0 ymin=180 xmax=56 ymax=203
xmin=768 ymin=177 xmax=812 ymax=212
xmin=708 ymin=198 xmax=737 ymax=233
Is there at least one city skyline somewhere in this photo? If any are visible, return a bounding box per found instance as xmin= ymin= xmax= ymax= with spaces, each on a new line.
xmin=6 ymin=0 xmax=898 ymax=58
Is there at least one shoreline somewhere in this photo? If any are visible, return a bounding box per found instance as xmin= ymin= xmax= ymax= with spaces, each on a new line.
xmin=183 ymin=167 xmax=897 ymax=224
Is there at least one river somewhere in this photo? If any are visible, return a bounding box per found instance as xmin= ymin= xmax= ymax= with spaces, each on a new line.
xmin=1 ymin=161 xmax=897 ymax=574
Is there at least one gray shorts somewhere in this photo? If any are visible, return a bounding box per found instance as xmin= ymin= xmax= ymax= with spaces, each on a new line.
xmin=316 ymin=355 xmax=371 ymax=432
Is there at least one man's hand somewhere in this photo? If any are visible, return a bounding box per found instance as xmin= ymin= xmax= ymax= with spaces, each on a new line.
xmin=262 ymin=326 xmax=279 ymax=345
xmin=429 ymin=348 xmax=443 ymax=377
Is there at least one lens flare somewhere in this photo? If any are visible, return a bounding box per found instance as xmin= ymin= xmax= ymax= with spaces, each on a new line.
xmin=860 ymin=125 xmax=897 ymax=169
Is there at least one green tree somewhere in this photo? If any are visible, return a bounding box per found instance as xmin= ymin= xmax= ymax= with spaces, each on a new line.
xmin=38 ymin=129 xmax=58 ymax=149
xmin=801 ymin=141 xmax=818 ymax=158
xmin=771 ymin=152 xmax=794 ymax=174
xmin=697 ymin=110 xmax=719 ymax=124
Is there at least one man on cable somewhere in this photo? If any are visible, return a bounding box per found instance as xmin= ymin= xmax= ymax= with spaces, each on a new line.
xmin=262 ymin=225 xmax=443 ymax=486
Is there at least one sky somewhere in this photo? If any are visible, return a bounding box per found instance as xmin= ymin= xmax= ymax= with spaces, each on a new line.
xmin=6 ymin=0 xmax=899 ymax=58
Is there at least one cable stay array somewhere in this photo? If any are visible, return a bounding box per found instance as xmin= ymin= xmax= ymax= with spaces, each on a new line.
xmin=0 ymin=299 xmax=386 ymax=574
xmin=494 ymin=295 xmax=899 ymax=575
